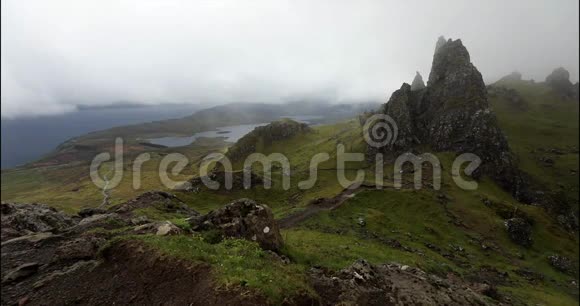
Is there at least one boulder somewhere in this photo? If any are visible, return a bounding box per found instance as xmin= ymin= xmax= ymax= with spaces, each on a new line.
xmin=156 ymin=221 xmax=182 ymax=236
xmin=189 ymin=198 xmax=283 ymax=251
xmin=505 ymin=218 xmax=533 ymax=247
xmin=545 ymin=67 xmax=577 ymax=99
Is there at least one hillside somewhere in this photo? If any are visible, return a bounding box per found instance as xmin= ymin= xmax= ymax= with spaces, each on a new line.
xmin=1 ymin=38 xmax=578 ymax=305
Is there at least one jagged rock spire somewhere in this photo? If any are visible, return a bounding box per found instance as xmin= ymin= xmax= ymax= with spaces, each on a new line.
xmin=410 ymin=71 xmax=425 ymax=91
xmin=427 ymin=37 xmax=487 ymax=110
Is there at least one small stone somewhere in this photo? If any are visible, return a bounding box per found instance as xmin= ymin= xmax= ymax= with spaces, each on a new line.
xmin=155 ymin=221 xmax=181 ymax=236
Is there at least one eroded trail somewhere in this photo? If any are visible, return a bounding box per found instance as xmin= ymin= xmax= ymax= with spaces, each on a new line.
xmin=278 ymin=183 xmax=380 ymax=228
xmin=98 ymin=169 xmax=112 ymax=208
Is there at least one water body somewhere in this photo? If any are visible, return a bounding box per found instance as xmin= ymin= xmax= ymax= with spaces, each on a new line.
xmin=148 ymin=115 xmax=322 ymax=147
xmin=147 ymin=123 xmax=269 ymax=147
xmin=1 ymin=104 xmax=201 ymax=169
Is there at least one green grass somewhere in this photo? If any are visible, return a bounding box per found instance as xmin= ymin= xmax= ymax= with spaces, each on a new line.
xmin=490 ymin=79 xmax=579 ymax=207
xmin=1 ymin=140 xmax=226 ymax=211
xmin=125 ymin=235 xmax=316 ymax=303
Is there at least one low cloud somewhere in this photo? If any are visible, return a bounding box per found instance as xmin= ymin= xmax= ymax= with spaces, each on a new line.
xmin=2 ymin=0 xmax=578 ymax=118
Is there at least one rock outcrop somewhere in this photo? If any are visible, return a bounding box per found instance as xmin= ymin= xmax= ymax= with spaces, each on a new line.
xmin=410 ymin=71 xmax=425 ymax=91
xmin=226 ymin=119 xmax=311 ymax=162
xmin=189 ymin=198 xmax=284 ymax=251
xmin=547 ymin=255 xmax=575 ymax=274
xmin=1 ymin=202 xmax=76 ymax=242
xmin=545 ymin=67 xmax=578 ymax=99
xmin=181 ymin=170 xmax=264 ymax=192
xmin=497 ymin=71 xmax=523 ymax=83
xmin=505 ymin=217 xmax=533 ymax=247
xmin=111 ymin=191 xmax=198 ymax=217
xmin=369 ymin=37 xmax=527 ymax=200
xmin=487 ymin=85 xmax=528 ymax=110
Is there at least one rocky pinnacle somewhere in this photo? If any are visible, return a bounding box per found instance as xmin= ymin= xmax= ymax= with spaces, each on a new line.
xmin=372 ymin=37 xmax=529 ymax=201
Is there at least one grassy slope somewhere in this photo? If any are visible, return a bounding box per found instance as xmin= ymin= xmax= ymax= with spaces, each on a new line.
xmin=1 ymin=138 xmax=226 ymax=213
xmin=119 ymin=235 xmax=315 ymax=304
xmin=177 ymin=104 xmax=577 ymax=304
xmin=490 ymin=80 xmax=579 ymax=208
xmin=1 ymin=82 xmax=578 ymax=304
xmin=177 ymin=82 xmax=578 ymax=304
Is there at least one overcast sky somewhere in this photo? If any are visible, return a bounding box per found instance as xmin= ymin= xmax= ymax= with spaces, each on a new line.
xmin=1 ymin=0 xmax=578 ymax=118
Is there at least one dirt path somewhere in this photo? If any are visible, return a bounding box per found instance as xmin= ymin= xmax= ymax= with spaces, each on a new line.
xmin=278 ymin=183 xmax=378 ymax=228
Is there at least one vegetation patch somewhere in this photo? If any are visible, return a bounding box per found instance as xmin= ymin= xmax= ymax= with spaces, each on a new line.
xmin=124 ymin=235 xmax=316 ymax=303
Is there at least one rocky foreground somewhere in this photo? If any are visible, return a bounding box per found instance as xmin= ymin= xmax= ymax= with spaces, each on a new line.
xmin=1 ymin=192 xmax=502 ymax=305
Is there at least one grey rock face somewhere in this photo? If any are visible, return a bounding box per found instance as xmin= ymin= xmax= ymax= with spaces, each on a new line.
xmin=189 ymin=198 xmax=284 ymax=251
xmin=1 ymin=202 xmax=76 ymax=241
xmin=505 ymin=218 xmax=533 ymax=247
